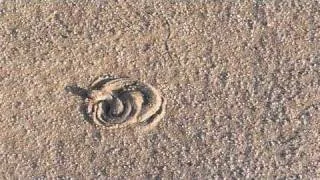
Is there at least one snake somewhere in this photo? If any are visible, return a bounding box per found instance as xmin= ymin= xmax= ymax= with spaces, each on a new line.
xmin=86 ymin=75 xmax=166 ymax=131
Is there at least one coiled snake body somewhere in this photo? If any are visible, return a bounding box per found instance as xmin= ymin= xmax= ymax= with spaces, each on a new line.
xmin=87 ymin=75 xmax=166 ymax=130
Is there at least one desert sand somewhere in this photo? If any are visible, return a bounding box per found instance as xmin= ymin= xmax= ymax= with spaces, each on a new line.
xmin=0 ymin=1 xmax=319 ymax=179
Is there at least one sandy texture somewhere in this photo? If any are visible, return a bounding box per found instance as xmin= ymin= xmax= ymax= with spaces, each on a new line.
xmin=0 ymin=1 xmax=319 ymax=179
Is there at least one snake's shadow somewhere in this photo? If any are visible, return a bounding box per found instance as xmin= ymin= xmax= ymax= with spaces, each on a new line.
xmin=64 ymin=85 xmax=94 ymax=125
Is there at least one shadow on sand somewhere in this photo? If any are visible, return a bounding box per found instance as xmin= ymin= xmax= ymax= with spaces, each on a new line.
xmin=64 ymin=85 xmax=94 ymax=125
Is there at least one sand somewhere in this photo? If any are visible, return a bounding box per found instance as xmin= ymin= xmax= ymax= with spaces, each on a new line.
xmin=0 ymin=1 xmax=319 ymax=179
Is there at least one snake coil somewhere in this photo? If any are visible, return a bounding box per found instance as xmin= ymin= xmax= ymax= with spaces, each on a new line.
xmin=87 ymin=75 xmax=166 ymax=130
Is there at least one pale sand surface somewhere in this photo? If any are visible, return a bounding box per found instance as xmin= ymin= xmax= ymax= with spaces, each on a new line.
xmin=0 ymin=1 xmax=320 ymax=179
